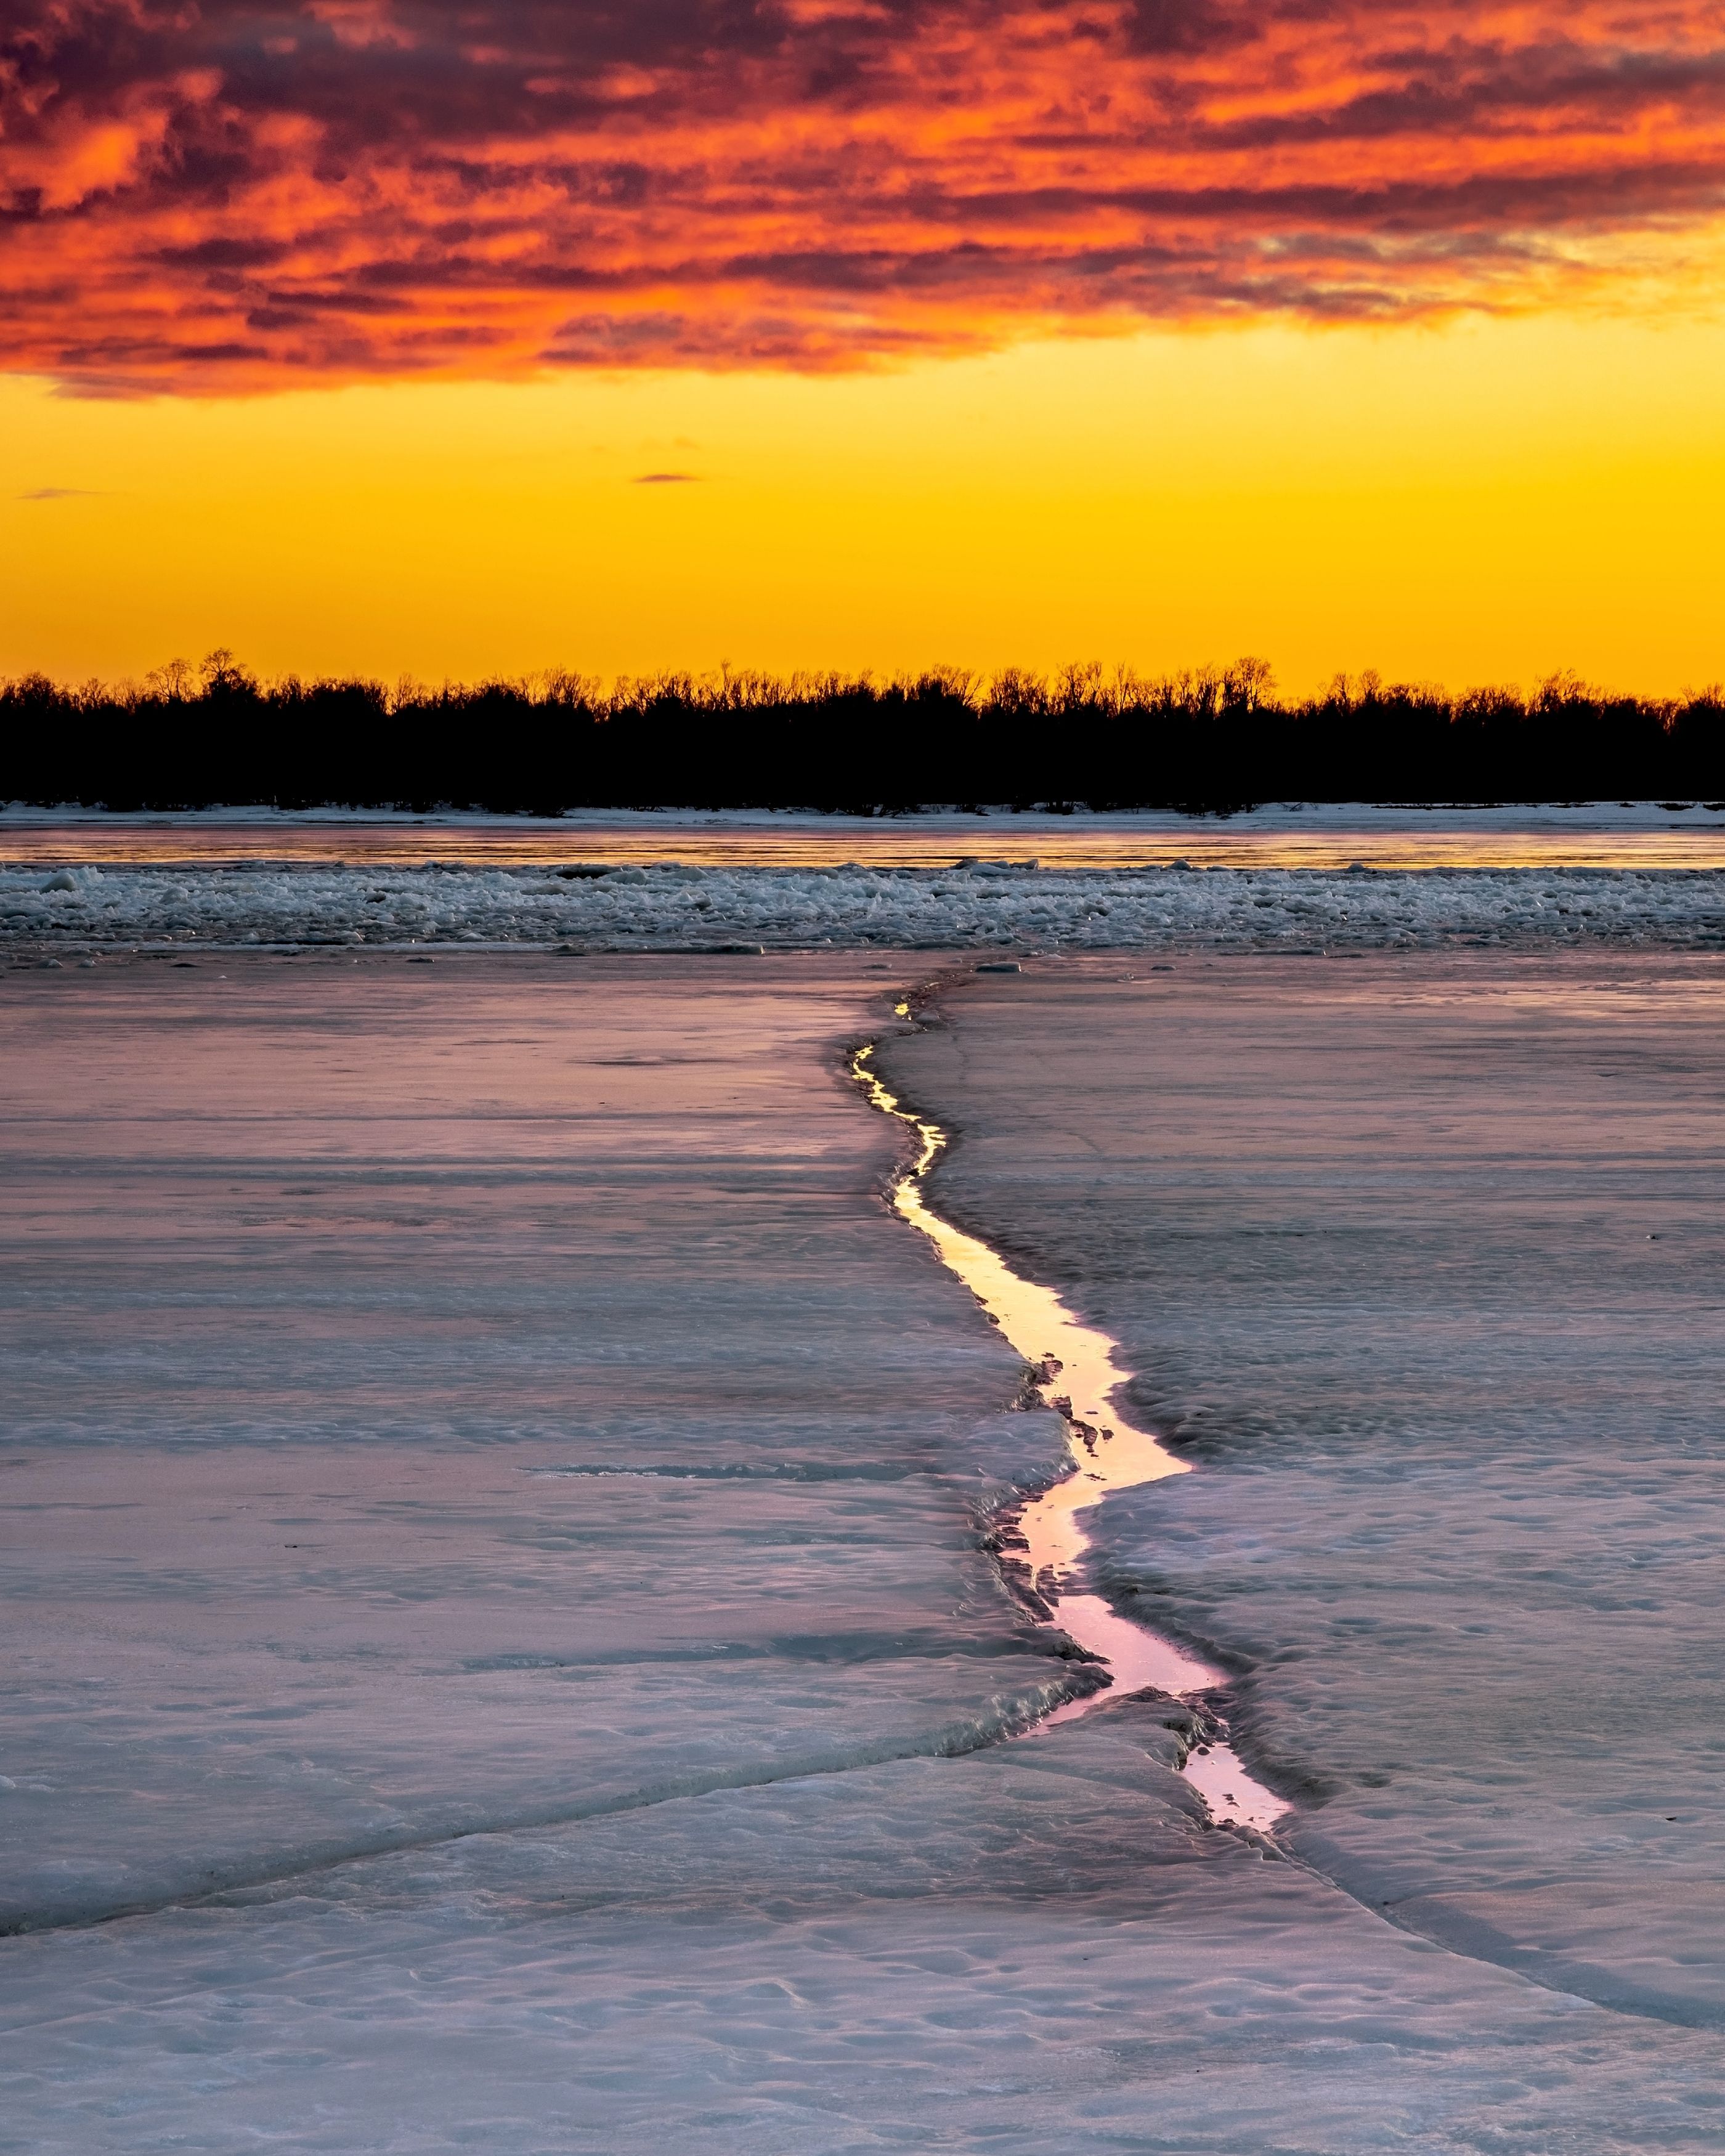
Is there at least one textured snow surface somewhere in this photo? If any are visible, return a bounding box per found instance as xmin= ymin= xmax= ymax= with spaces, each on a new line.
xmin=6 ymin=854 xmax=1725 ymax=951
xmin=7 ymin=951 xmax=1725 ymax=2151
xmin=882 ymin=953 xmax=1725 ymax=2037
xmin=12 ymin=1725 xmax=1725 ymax=2156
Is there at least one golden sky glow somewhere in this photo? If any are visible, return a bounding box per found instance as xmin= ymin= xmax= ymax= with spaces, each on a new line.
xmin=3 ymin=1 xmax=1723 ymax=690
xmin=6 ymin=311 xmax=1724 ymax=694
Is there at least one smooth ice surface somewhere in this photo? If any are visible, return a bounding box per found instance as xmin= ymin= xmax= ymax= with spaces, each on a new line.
xmin=881 ymin=952 xmax=1725 ymax=2033
xmin=7 ymin=946 xmax=1725 ymax=2151
xmin=0 ymin=954 xmax=1097 ymax=1935
xmin=9 ymin=800 xmax=1725 ymax=869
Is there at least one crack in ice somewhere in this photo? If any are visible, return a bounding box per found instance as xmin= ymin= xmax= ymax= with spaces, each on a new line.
xmin=854 ymin=1010 xmax=1289 ymax=1835
xmin=1 ymin=1684 xmax=1093 ymax=1940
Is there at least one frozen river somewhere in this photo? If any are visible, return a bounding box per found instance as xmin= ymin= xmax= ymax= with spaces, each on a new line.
xmin=8 ymin=800 xmax=1725 ymax=871
xmin=7 ymin=818 xmax=1725 ymax=956
xmin=881 ymin=954 xmax=1725 ymax=2020
xmin=3 ymin=925 xmax=1724 ymax=2149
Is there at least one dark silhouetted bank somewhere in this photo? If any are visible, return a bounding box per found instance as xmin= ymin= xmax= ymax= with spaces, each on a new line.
xmin=4 ymin=654 xmax=1722 ymax=811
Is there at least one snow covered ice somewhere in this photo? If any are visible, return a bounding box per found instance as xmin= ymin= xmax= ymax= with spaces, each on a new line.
xmin=882 ymin=952 xmax=1725 ymax=2030
xmin=0 ymin=957 xmax=1096 ymax=1936
xmin=3 ymin=864 xmax=1725 ymax=2149
xmin=6 ymin=851 xmax=1725 ymax=955
xmin=5 ymin=803 xmax=1725 ymax=956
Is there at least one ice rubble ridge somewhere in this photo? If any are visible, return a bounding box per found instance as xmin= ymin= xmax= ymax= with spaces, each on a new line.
xmin=6 ymin=860 xmax=1725 ymax=949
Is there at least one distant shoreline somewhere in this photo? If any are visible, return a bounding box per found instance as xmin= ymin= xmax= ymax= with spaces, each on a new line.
xmin=6 ymin=660 xmax=1721 ymax=812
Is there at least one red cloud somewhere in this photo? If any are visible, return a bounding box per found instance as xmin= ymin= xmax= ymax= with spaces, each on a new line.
xmin=3 ymin=1 xmax=1723 ymax=394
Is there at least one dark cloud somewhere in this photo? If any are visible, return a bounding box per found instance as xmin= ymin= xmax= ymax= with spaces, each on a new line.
xmin=1120 ymin=0 xmax=1257 ymax=57
xmin=633 ymin=470 xmax=701 ymax=482
xmin=2 ymin=0 xmax=1721 ymax=392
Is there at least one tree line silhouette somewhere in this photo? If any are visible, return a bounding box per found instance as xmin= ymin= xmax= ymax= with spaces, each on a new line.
xmin=3 ymin=652 xmax=1722 ymax=811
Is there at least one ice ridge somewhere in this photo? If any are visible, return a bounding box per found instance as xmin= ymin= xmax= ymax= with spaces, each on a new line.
xmin=6 ymin=859 xmax=1725 ymax=950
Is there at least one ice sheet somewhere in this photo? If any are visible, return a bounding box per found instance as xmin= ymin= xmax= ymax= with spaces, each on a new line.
xmin=10 ymin=1714 xmax=1725 ymax=2154
xmin=8 ymin=947 xmax=1725 ymax=2150
xmin=7 ymin=798 xmax=1725 ymax=870
xmin=881 ymin=952 xmax=1725 ymax=2029
xmin=0 ymin=956 xmax=1090 ymax=1934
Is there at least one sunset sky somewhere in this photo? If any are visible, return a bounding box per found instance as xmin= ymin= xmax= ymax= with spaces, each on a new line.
xmin=4 ymin=0 xmax=1723 ymax=691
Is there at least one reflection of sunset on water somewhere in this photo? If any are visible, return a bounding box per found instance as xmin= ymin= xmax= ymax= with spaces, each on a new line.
xmin=856 ymin=1037 xmax=1288 ymax=1832
xmin=9 ymin=809 xmax=1725 ymax=874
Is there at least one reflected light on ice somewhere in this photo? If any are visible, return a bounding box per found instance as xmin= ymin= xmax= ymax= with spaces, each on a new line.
xmin=9 ymin=809 xmax=1725 ymax=872
xmin=854 ymin=1040 xmax=1289 ymax=1833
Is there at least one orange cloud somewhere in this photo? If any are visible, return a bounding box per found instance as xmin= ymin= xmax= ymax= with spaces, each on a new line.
xmin=3 ymin=0 xmax=1723 ymax=394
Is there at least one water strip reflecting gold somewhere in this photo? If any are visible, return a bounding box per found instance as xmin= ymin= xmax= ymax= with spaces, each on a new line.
xmin=854 ymin=1037 xmax=1289 ymax=1832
